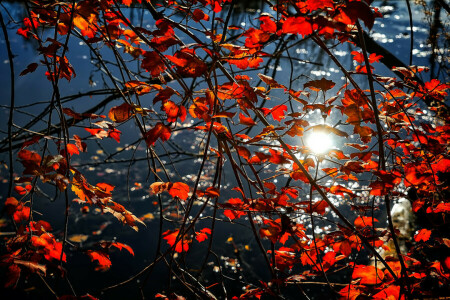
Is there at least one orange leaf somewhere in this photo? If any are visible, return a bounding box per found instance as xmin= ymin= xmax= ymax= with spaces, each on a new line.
xmin=87 ymin=251 xmax=111 ymax=271
xmin=108 ymin=102 xmax=133 ymax=123
xmin=352 ymin=265 xmax=384 ymax=285
xmin=239 ymin=113 xmax=256 ymax=126
xmin=354 ymin=216 xmax=378 ymax=228
xmin=162 ymin=101 xmax=187 ymax=123
xmin=373 ymin=285 xmax=400 ymax=300
xmin=66 ymin=143 xmax=80 ymax=156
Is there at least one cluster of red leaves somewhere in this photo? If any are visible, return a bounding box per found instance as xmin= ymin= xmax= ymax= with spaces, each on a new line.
xmin=5 ymin=0 xmax=450 ymax=299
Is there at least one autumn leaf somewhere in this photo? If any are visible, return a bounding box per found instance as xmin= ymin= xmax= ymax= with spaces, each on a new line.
xmin=352 ymin=265 xmax=384 ymax=285
xmin=258 ymin=73 xmax=285 ymax=89
xmin=168 ymin=182 xmax=190 ymax=201
xmin=303 ymin=200 xmax=329 ymax=215
xmin=85 ymin=128 xmax=108 ymax=139
xmin=307 ymin=124 xmax=348 ymax=138
xmin=163 ymin=229 xmax=190 ymax=253
xmin=87 ymin=251 xmax=111 ymax=271
xmin=195 ymin=228 xmax=212 ymax=242
xmin=107 ymin=128 xmax=121 ymax=143
xmin=20 ymin=63 xmax=38 ymax=76
xmin=354 ymin=216 xmax=378 ymax=228
xmin=104 ymin=201 xmax=145 ymax=231
xmin=66 ymin=144 xmax=80 ymax=156
xmin=223 ymin=198 xmax=246 ymax=220
xmin=141 ymin=51 xmax=166 ymax=77
xmin=125 ymin=81 xmax=152 ymax=95
xmin=328 ymin=185 xmax=355 ymax=197
xmin=192 ymin=9 xmax=209 ymax=22
xmin=106 ymin=242 xmax=134 ymax=256
xmin=261 ymin=105 xmax=288 ymax=122
xmin=166 ymin=49 xmax=207 ymax=77
xmin=73 ymin=135 xmax=87 ymax=152
xmin=239 ymin=113 xmax=257 ymax=126
xmin=373 ymin=285 xmax=400 ymax=300
xmin=108 ymin=102 xmax=133 ymax=123
xmin=414 ymin=229 xmax=432 ymax=242
xmin=150 ymin=182 xmax=190 ymax=201
xmin=304 ymin=78 xmax=335 ymax=92
xmin=339 ymin=284 xmax=361 ymax=300
xmin=282 ymin=16 xmax=313 ymax=37
xmin=162 ymin=101 xmax=187 ymax=123
xmin=145 ymin=123 xmax=171 ymax=146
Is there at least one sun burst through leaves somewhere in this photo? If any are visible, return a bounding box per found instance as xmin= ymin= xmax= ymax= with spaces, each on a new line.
xmin=305 ymin=131 xmax=334 ymax=155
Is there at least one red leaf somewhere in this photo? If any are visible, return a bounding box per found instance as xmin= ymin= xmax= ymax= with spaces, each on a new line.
xmin=373 ymin=285 xmax=400 ymax=300
xmin=192 ymin=9 xmax=209 ymax=22
xmin=235 ymin=146 xmax=251 ymax=160
xmin=145 ymin=123 xmax=171 ymax=146
xmin=163 ymin=230 xmax=189 ymax=253
xmin=87 ymin=251 xmax=111 ymax=271
xmin=13 ymin=204 xmax=30 ymax=223
xmin=345 ymin=143 xmax=369 ymax=151
xmin=66 ymin=144 xmax=80 ymax=156
xmin=14 ymin=185 xmax=32 ymax=195
xmin=354 ymin=216 xmax=378 ymax=228
xmin=169 ymin=182 xmax=190 ymax=201
xmin=261 ymin=105 xmax=287 ymax=122
xmin=150 ymin=182 xmax=190 ymax=201
xmin=5 ymin=264 xmax=20 ymax=288
xmin=166 ymin=50 xmax=207 ymax=77
xmin=258 ymin=73 xmax=285 ymax=89
xmin=352 ymin=265 xmax=384 ymax=285
xmin=162 ymin=101 xmax=187 ymax=123
xmin=414 ymin=229 xmax=432 ymax=242
xmin=223 ymin=198 xmax=246 ymax=220
xmin=304 ymin=200 xmax=329 ymax=215
xmin=195 ymin=228 xmax=212 ymax=242
xmin=282 ymin=17 xmax=313 ymax=37
xmin=85 ymin=128 xmax=108 ymax=139
xmin=108 ymin=128 xmax=121 ymax=143
xmin=125 ymin=81 xmax=152 ymax=95
xmin=339 ymin=284 xmax=361 ymax=300
xmin=239 ymin=113 xmax=257 ymax=126
xmin=328 ymin=185 xmax=355 ymax=197
xmin=204 ymin=187 xmax=220 ymax=198
xmin=109 ymin=242 xmax=134 ymax=256
xmin=339 ymin=1 xmax=375 ymax=30
xmin=141 ymin=51 xmax=166 ymax=77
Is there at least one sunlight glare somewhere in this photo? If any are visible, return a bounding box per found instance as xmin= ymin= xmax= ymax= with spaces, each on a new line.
xmin=306 ymin=132 xmax=333 ymax=155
